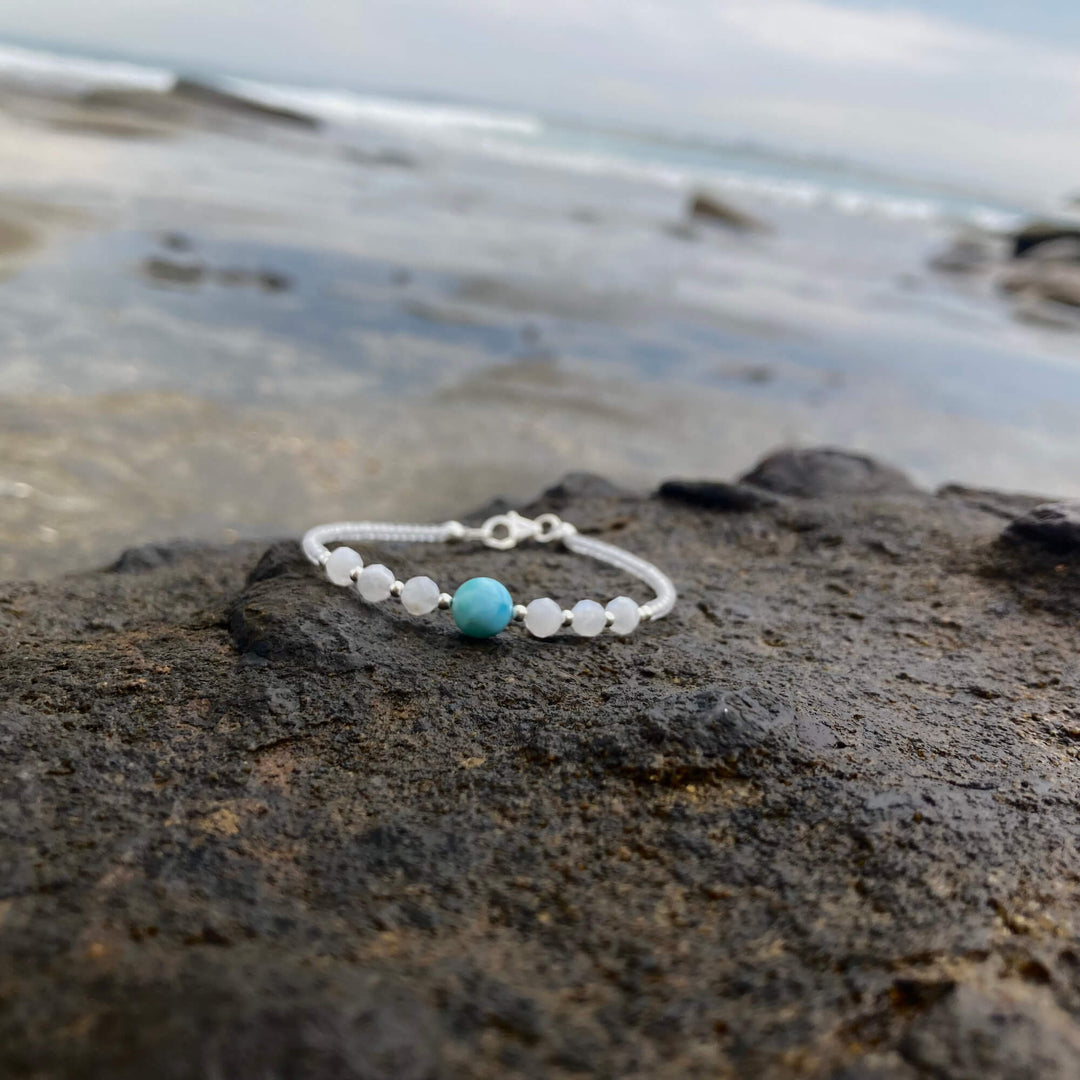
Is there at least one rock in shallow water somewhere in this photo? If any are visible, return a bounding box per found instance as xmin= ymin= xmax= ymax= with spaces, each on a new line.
xmin=740 ymin=446 xmax=918 ymax=498
xmin=687 ymin=190 xmax=770 ymax=233
xmin=1012 ymin=220 xmax=1080 ymax=259
xmin=1002 ymin=500 xmax=1080 ymax=553
xmin=4 ymin=455 xmax=1080 ymax=1078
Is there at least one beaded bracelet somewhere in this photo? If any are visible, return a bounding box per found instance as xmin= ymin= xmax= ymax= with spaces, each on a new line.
xmin=301 ymin=511 xmax=677 ymax=639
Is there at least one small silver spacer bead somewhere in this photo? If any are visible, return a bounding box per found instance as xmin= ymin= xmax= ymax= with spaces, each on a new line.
xmin=512 ymin=604 xmax=527 ymax=622
xmin=605 ymin=610 xmax=615 ymax=627
xmin=638 ymin=605 xmax=652 ymax=621
xmin=562 ymin=609 xmax=574 ymax=627
xmin=438 ymin=592 xmax=453 ymax=610
xmin=349 ymin=566 xmax=362 ymax=582
xmin=445 ymin=521 xmax=466 ymax=541
xmin=390 ymin=580 xmax=404 ymax=598
xmin=318 ymin=551 xmax=331 ymax=568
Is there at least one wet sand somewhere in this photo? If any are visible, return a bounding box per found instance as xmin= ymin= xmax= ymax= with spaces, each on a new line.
xmin=0 ymin=192 xmax=89 ymax=277
xmin=5 ymin=371 xmax=1078 ymax=579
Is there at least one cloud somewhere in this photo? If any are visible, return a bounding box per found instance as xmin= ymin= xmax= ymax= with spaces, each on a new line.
xmin=711 ymin=0 xmax=993 ymax=72
xmin=0 ymin=0 xmax=1079 ymax=197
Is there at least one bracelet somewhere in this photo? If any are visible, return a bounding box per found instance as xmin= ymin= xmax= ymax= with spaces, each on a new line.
xmin=301 ymin=510 xmax=677 ymax=639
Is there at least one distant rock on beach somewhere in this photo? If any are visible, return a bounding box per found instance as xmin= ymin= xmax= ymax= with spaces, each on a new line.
xmin=1012 ymin=220 xmax=1080 ymax=260
xmin=997 ymin=222 xmax=1080 ymax=320
xmin=168 ymin=77 xmax=320 ymax=129
xmin=70 ymin=76 xmax=321 ymax=137
xmin=932 ymin=213 xmax=1080 ymax=323
xmin=687 ymin=190 xmax=770 ymax=232
xmin=1000 ymin=260 xmax=1080 ymax=313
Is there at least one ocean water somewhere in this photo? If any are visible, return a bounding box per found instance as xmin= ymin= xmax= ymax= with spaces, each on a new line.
xmin=0 ymin=39 xmax=1078 ymax=575
xmin=0 ymin=37 xmax=1036 ymax=230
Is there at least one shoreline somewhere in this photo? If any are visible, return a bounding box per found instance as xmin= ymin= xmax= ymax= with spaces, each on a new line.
xmin=0 ymin=75 xmax=1077 ymax=579
xmin=1 ymin=385 xmax=1078 ymax=580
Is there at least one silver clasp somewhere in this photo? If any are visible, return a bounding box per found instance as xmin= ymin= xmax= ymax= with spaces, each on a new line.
xmin=476 ymin=511 xmax=574 ymax=550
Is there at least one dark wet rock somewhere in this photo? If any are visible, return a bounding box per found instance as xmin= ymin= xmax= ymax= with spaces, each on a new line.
xmin=1002 ymin=500 xmax=1080 ymax=553
xmin=5 ymin=463 xmax=1080 ymax=1078
xmin=998 ymin=223 xmax=1080 ymax=318
xmin=142 ymin=255 xmax=206 ymax=286
xmin=687 ymin=190 xmax=769 ymax=233
xmin=257 ymin=270 xmax=290 ymax=292
xmin=657 ymin=479 xmax=782 ymax=511
xmin=741 ymin=447 xmax=918 ymax=498
xmin=1018 ymin=236 xmax=1080 ymax=263
xmin=170 ymin=77 xmax=319 ymax=130
xmin=160 ymin=231 xmax=193 ymax=253
xmin=1012 ymin=220 xmax=1080 ymax=259
xmin=81 ymin=80 xmax=319 ymax=136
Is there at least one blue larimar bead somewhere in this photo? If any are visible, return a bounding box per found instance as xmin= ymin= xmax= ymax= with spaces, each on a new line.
xmin=451 ymin=577 xmax=514 ymax=638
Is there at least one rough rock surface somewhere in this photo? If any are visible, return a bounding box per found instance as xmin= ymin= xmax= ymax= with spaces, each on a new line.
xmin=3 ymin=452 xmax=1080 ymax=1079
xmin=1003 ymin=500 xmax=1080 ymax=554
xmin=657 ymin=479 xmax=782 ymax=512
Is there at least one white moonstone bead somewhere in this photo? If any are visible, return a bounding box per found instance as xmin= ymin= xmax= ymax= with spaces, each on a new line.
xmin=571 ymin=599 xmax=606 ymax=637
xmin=356 ymin=563 xmax=395 ymax=602
xmin=524 ymin=597 xmax=563 ymax=638
xmin=606 ymin=596 xmax=641 ymax=636
xmin=325 ymin=546 xmax=363 ymax=586
xmin=401 ymin=575 xmax=440 ymax=615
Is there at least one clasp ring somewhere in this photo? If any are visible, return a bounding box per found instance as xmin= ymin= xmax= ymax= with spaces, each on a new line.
xmin=478 ymin=511 xmax=573 ymax=550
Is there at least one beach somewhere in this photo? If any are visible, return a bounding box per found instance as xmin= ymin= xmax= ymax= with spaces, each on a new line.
xmin=1 ymin=44 xmax=1079 ymax=577
xmin=7 ymin=27 xmax=1080 ymax=1080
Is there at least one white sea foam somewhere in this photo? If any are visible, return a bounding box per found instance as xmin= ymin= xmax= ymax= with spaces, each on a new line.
xmin=225 ymin=78 xmax=1019 ymax=231
xmin=0 ymin=40 xmax=1023 ymax=232
xmin=461 ymin=134 xmax=1023 ymax=231
xmin=220 ymin=78 xmax=544 ymax=137
xmin=0 ymin=42 xmax=173 ymax=93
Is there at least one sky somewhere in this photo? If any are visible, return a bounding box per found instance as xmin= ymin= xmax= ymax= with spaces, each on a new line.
xmin=0 ymin=0 xmax=1077 ymax=201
